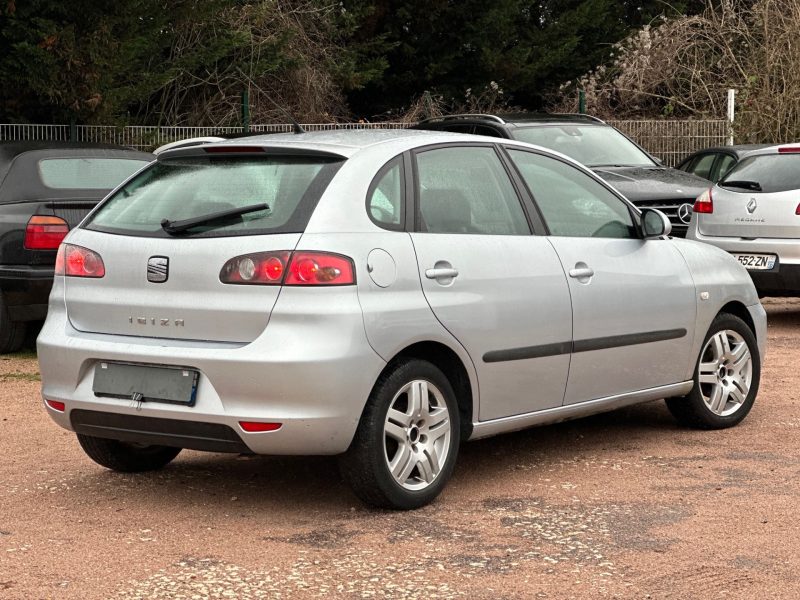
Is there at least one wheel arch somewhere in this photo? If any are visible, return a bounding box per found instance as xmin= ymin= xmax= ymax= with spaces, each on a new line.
xmin=718 ymin=300 xmax=756 ymax=334
xmin=382 ymin=341 xmax=476 ymax=440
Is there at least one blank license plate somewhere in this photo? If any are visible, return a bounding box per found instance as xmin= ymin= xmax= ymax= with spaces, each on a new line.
xmin=93 ymin=362 xmax=199 ymax=406
xmin=732 ymin=253 xmax=776 ymax=271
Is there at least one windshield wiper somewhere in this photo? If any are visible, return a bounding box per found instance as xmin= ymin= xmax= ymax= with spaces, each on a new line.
xmin=160 ymin=202 xmax=270 ymax=235
xmin=721 ymin=180 xmax=762 ymax=192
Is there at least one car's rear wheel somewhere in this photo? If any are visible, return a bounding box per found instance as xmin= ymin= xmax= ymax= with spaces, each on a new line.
xmin=339 ymin=358 xmax=460 ymax=510
xmin=666 ymin=313 xmax=760 ymax=429
xmin=77 ymin=434 xmax=181 ymax=472
xmin=0 ymin=294 xmax=27 ymax=354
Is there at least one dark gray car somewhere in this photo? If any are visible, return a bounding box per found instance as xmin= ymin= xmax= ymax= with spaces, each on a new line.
xmin=415 ymin=114 xmax=710 ymax=236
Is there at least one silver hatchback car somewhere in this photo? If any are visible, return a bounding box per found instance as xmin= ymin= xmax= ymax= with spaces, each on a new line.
xmin=38 ymin=130 xmax=765 ymax=509
xmin=687 ymin=144 xmax=800 ymax=296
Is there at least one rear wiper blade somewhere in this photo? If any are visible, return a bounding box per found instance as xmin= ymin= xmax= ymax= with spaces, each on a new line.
xmin=161 ymin=202 xmax=269 ymax=235
xmin=721 ymin=180 xmax=762 ymax=191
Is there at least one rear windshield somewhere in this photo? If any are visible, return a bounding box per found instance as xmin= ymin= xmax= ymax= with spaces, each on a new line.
xmin=85 ymin=155 xmax=344 ymax=238
xmin=719 ymin=154 xmax=800 ymax=193
xmin=38 ymin=158 xmax=150 ymax=189
xmin=513 ymin=125 xmax=655 ymax=168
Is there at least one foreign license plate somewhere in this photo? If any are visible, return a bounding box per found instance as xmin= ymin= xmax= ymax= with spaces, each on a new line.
xmin=92 ymin=362 xmax=199 ymax=406
xmin=732 ymin=253 xmax=777 ymax=271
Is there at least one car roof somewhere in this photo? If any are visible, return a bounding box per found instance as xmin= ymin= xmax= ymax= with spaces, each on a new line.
xmin=160 ymin=128 xmax=492 ymax=159
xmin=683 ymin=144 xmax=775 ymax=160
xmin=0 ymin=140 xmax=141 ymax=161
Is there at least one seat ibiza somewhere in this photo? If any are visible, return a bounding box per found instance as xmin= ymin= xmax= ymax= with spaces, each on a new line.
xmin=38 ymin=130 xmax=765 ymax=509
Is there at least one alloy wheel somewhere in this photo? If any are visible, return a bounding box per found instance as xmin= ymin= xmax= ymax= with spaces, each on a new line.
xmin=698 ymin=329 xmax=753 ymax=416
xmin=383 ymin=379 xmax=452 ymax=491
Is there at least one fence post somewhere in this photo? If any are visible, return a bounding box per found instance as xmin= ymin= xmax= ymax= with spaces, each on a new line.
xmin=69 ymin=118 xmax=77 ymax=142
xmin=726 ymin=89 xmax=736 ymax=145
xmin=242 ymin=88 xmax=250 ymax=132
xmin=578 ymin=90 xmax=586 ymax=114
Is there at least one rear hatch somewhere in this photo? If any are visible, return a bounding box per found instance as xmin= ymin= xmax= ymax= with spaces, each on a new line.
xmin=697 ymin=152 xmax=800 ymax=239
xmin=63 ymin=148 xmax=345 ymax=343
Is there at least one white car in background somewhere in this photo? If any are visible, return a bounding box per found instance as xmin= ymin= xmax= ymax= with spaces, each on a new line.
xmin=688 ymin=144 xmax=800 ymax=296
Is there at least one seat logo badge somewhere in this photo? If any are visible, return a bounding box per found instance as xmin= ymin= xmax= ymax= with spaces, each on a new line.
xmin=147 ymin=256 xmax=169 ymax=283
xmin=677 ymin=203 xmax=693 ymax=224
xmin=747 ymin=198 xmax=757 ymax=214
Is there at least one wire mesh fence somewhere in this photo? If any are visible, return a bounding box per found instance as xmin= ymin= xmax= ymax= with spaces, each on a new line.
xmin=1 ymin=119 xmax=730 ymax=165
xmin=608 ymin=119 xmax=729 ymax=166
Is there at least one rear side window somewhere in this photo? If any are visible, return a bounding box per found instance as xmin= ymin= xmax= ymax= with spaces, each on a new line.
xmin=415 ymin=146 xmax=530 ymax=235
xmin=86 ymin=156 xmax=343 ymax=237
xmin=688 ymin=153 xmax=716 ymax=180
xmin=367 ymin=157 xmax=404 ymax=229
xmin=38 ymin=158 xmax=149 ymax=189
xmin=719 ymin=154 xmax=800 ymax=193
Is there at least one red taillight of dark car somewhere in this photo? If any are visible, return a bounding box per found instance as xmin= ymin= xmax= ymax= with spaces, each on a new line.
xmin=219 ymin=251 xmax=355 ymax=286
xmin=24 ymin=216 xmax=70 ymax=250
xmin=694 ymin=188 xmax=714 ymax=214
xmin=55 ymin=244 xmax=105 ymax=278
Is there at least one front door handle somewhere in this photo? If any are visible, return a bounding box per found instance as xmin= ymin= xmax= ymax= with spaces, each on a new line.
xmin=568 ymin=262 xmax=594 ymax=283
xmin=425 ymin=267 xmax=459 ymax=280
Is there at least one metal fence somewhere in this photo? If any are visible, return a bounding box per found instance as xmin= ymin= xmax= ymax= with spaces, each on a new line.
xmin=1 ymin=119 xmax=730 ymax=165
xmin=609 ymin=119 xmax=729 ymax=166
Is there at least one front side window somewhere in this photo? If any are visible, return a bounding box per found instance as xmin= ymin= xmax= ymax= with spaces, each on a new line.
xmin=415 ymin=146 xmax=530 ymax=235
xmin=513 ymin=125 xmax=655 ymax=168
xmin=508 ymin=149 xmax=638 ymax=239
xmin=38 ymin=158 xmax=150 ymax=189
xmin=86 ymin=156 xmax=343 ymax=237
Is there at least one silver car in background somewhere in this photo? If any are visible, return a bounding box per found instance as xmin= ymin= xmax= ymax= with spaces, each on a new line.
xmin=38 ymin=130 xmax=765 ymax=509
xmin=688 ymin=144 xmax=800 ymax=296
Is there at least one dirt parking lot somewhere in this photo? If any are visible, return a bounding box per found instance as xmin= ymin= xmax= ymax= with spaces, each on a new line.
xmin=2 ymin=299 xmax=800 ymax=599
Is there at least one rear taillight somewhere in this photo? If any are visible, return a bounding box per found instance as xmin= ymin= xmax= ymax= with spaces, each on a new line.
xmin=285 ymin=252 xmax=355 ymax=286
xmin=54 ymin=244 xmax=105 ymax=278
xmin=219 ymin=251 xmax=355 ymax=286
xmin=694 ymin=188 xmax=714 ymax=214
xmin=24 ymin=216 xmax=69 ymax=250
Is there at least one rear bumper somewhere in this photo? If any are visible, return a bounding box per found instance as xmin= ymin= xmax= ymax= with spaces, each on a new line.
xmin=38 ymin=280 xmax=387 ymax=456
xmin=686 ymin=229 xmax=800 ymax=296
xmin=0 ymin=265 xmax=53 ymax=320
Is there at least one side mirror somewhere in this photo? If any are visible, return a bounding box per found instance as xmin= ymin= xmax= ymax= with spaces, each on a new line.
xmin=642 ymin=208 xmax=672 ymax=239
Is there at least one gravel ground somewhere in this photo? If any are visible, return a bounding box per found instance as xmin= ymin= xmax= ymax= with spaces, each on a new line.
xmin=2 ymin=299 xmax=800 ymax=599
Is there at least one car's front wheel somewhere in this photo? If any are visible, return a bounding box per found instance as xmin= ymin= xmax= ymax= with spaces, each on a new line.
xmin=77 ymin=434 xmax=182 ymax=472
xmin=340 ymin=358 xmax=460 ymax=510
xmin=666 ymin=312 xmax=760 ymax=429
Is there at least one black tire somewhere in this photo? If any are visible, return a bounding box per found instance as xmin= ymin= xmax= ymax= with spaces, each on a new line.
xmin=339 ymin=358 xmax=461 ymax=510
xmin=0 ymin=294 xmax=27 ymax=354
xmin=77 ymin=434 xmax=181 ymax=472
xmin=666 ymin=312 xmax=760 ymax=429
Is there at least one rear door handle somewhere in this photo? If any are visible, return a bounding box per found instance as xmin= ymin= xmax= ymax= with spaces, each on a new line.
xmin=568 ymin=267 xmax=594 ymax=278
xmin=425 ymin=268 xmax=459 ymax=279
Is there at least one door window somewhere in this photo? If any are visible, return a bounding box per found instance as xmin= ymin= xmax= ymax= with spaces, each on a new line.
xmin=508 ymin=149 xmax=637 ymax=239
xmin=713 ymin=154 xmax=737 ymax=182
xmin=688 ymin=153 xmax=716 ymax=180
xmin=415 ymin=146 xmax=529 ymax=235
xmin=367 ymin=157 xmax=404 ymax=229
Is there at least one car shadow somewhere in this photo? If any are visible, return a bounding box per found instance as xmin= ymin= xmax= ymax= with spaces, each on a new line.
xmin=76 ymin=400 xmax=683 ymax=513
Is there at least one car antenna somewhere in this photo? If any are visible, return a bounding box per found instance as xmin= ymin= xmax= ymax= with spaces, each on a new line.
xmin=263 ymin=92 xmax=306 ymax=134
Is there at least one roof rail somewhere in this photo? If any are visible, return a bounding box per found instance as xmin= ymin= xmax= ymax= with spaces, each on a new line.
xmin=417 ymin=114 xmax=506 ymax=125
xmin=551 ymin=113 xmax=606 ymax=124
